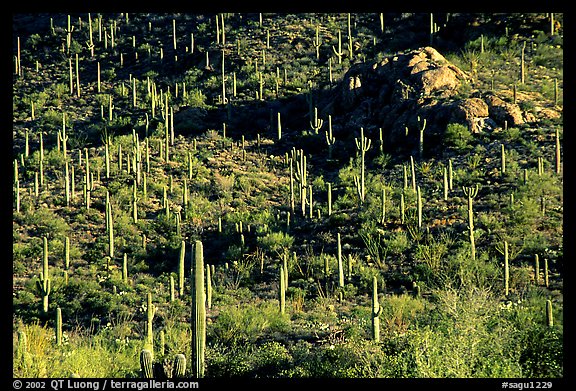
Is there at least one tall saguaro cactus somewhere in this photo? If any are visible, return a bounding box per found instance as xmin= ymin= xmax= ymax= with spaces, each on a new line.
xmin=36 ymin=236 xmax=51 ymax=313
xmin=546 ymin=299 xmax=553 ymax=327
xmin=191 ymin=241 xmax=206 ymax=378
xmin=504 ymin=240 xmax=509 ymax=296
xmin=179 ymin=240 xmax=185 ymax=297
xmin=354 ymin=127 xmax=371 ymax=204
xmin=417 ymin=116 xmax=427 ymax=160
xmin=145 ymin=292 xmax=155 ymax=355
xmin=462 ymin=185 xmax=479 ymax=261
xmin=55 ymin=307 xmax=63 ymax=346
xmin=279 ymin=264 xmax=286 ymax=314
xmin=371 ymin=276 xmax=383 ymax=343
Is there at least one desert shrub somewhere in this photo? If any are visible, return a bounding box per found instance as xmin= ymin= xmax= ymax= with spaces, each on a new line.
xmin=444 ymin=122 xmax=474 ymax=151
xmin=208 ymin=301 xmax=290 ymax=346
xmin=257 ymin=231 xmax=294 ymax=255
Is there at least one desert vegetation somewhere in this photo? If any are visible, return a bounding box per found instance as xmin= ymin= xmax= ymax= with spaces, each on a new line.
xmin=13 ymin=12 xmax=563 ymax=379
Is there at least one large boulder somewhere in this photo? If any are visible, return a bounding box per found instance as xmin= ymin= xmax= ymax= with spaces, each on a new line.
xmin=326 ymin=46 xmax=532 ymax=154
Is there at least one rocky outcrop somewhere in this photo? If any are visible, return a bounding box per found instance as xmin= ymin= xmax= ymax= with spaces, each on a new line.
xmin=327 ymin=46 xmax=535 ymax=154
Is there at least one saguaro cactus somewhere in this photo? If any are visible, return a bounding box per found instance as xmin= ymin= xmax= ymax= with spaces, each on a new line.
xmin=310 ymin=106 xmax=323 ymax=134
xmin=534 ymin=254 xmax=540 ymax=285
xmin=191 ymin=241 xmax=206 ymax=378
xmin=145 ymin=292 xmax=155 ymax=354
xmin=501 ymin=144 xmax=506 ymax=175
xmin=36 ymin=236 xmax=51 ymax=313
xmin=371 ymin=276 xmax=383 ymax=342
xmin=417 ymin=185 xmax=423 ymax=228
xmin=279 ymin=264 xmax=286 ymax=314
xmin=546 ymin=299 xmax=553 ymax=327
xmin=206 ymin=264 xmax=212 ymax=310
xmin=417 ymin=116 xmax=427 ymax=160
xmin=354 ymin=127 xmax=371 ymax=204
xmin=504 ymin=240 xmax=509 ymax=296
xmin=555 ymin=128 xmax=561 ymax=174
xmin=179 ymin=240 xmax=185 ymax=297
xmin=332 ymin=29 xmax=344 ymax=64
xmin=337 ymin=233 xmax=344 ymax=289
xmin=55 ymin=307 xmax=63 ymax=346
xmin=122 ymin=253 xmax=128 ymax=283
xmin=140 ymin=349 xmax=154 ymax=378
xmin=325 ymin=115 xmax=336 ymax=159
xmin=462 ymin=185 xmax=479 ymax=261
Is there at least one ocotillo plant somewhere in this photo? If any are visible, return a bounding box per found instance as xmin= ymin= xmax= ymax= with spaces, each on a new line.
xmin=145 ymin=292 xmax=155 ymax=355
xmin=354 ymin=127 xmax=371 ymax=204
xmin=546 ymin=299 xmax=553 ymax=327
xmin=36 ymin=236 xmax=51 ymax=313
xmin=371 ymin=276 xmax=383 ymax=343
xmin=191 ymin=240 xmax=206 ymax=378
xmin=55 ymin=307 xmax=63 ymax=346
xmin=462 ymin=185 xmax=479 ymax=260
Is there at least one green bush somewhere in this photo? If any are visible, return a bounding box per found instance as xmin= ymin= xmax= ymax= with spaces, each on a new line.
xmin=444 ymin=122 xmax=474 ymax=151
